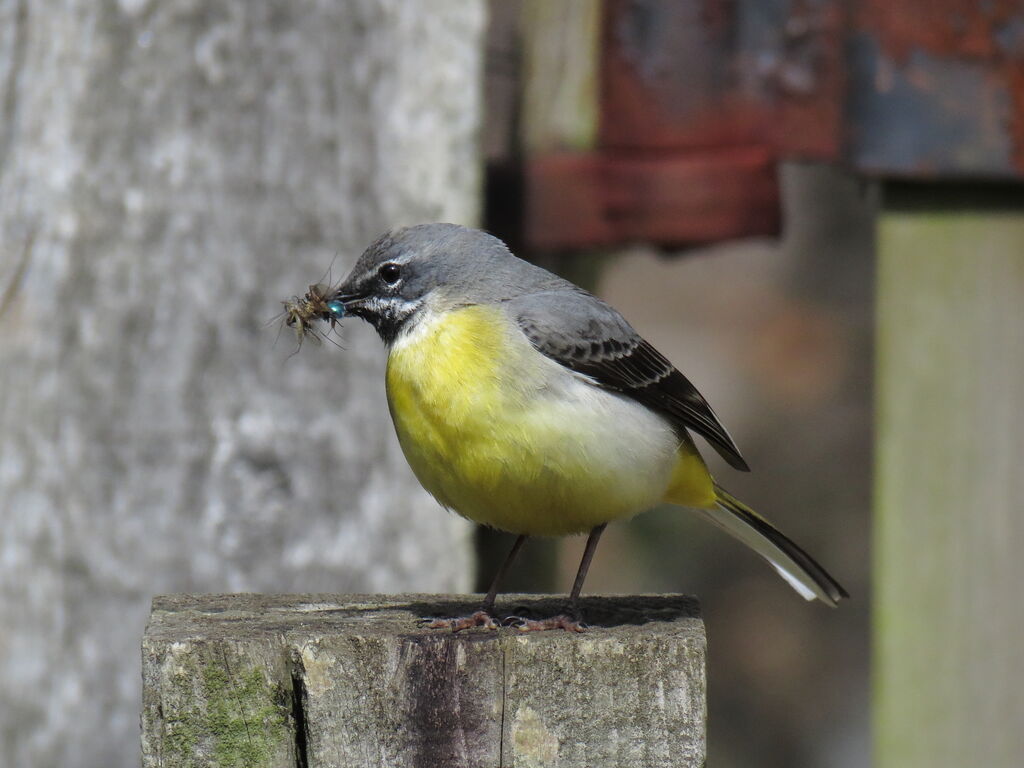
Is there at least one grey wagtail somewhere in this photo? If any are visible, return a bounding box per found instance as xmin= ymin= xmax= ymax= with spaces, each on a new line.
xmin=325 ymin=223 xmax=847 ymax=630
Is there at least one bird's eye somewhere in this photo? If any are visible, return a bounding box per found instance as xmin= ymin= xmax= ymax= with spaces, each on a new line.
xmin=379 ymin=263 xmax=401 ymax=284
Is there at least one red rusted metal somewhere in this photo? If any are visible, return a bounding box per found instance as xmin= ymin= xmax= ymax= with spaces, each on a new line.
xmin=773 ymin=0 xmax=847 ymax=159
xmin=1012 ymin=66 xmax=1024 ymax=173
xmin=522 ymin=0 xmax=1024 ymax=251
xmin=525 ymin=0 xmax=842 ymax=250
xmin=526 ymin=148 xmax=778 ymax=250
xmin=854 ymin=0 xmax=1024 ymax=175
xmin=600 ymin=0 xmax=845 ymax=159
xmin=857 ymin=0 xmax=1023 ymax=62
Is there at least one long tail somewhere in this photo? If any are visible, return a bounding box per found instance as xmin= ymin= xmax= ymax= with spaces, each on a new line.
xmin=698 ymin=484 xmax=849 ymax=606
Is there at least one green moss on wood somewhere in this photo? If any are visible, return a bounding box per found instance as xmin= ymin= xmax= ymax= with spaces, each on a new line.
xmin=161 ymin=648 xmax=290 ymax=768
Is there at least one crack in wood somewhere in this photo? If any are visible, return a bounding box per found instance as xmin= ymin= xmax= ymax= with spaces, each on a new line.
xmin=288 ymin=649 xmax=310 ymax=768
xmin=498 ymin=641 xmax=507 ymax=768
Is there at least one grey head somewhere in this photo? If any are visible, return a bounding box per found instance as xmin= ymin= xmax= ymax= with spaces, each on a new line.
xmin=333 ymin=223 xmax=570 ymax=343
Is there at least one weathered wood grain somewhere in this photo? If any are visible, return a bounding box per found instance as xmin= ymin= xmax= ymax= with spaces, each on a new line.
xmin=520 ymin=0 xmax=602 ymax=154
xmin=875 ymin=192 xmax=1024 ymax=767
xmin=143 ymin=593 xmax=707 ymax=768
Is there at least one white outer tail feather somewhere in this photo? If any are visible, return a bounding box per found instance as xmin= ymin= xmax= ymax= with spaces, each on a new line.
xmin=696 ymin=502 xmax=839 ymax=606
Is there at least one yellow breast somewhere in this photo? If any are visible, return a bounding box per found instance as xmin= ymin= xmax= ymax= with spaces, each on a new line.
xmin=384 ymin=304 xmax=712 ymax=536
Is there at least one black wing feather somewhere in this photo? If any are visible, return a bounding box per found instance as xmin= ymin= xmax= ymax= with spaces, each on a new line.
xmin=513 ymin=291 xmax=750 ymax=471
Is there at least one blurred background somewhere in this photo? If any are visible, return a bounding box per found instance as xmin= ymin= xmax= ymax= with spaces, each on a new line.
xmin=1 ymin=1 xmax=1022 ymax=767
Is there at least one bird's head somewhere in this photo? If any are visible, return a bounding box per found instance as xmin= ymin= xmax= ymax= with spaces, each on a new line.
xmin=331 ymin=223 xmax=547 ymax=344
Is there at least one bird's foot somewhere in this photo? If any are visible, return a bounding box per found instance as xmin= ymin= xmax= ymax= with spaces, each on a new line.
xmin=417 ymin=610 xmax=499 ymax=632
xmin=505 ymin=614 xmax=587 ymax=633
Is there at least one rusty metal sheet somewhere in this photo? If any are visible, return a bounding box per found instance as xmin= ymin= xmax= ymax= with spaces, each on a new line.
xmin=850 ymin=0 xmax=1024 ymax=177
xmin=601 ymin=0 xmax=846 ymax=159
xmin=524 ymin=0 xmax=842 ymax=251
xmin=521 ymin=0 xmax=1024 ymax=251
xmin=525 ymin=148 xmax=779 ymax=249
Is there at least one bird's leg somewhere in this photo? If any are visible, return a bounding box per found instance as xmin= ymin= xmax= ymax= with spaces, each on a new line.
xmin=568 ymin=523 xmax=607 ymax=614
xmin=511 ymin=523 xmax=607 ymax=633
xmin=419 ymin=534 xmax=527 ymax=632
xmin=482 ymin=533 xmax=528 ymax=613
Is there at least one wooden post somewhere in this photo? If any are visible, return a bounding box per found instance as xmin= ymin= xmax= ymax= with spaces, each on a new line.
xmin=142 ymin=594 xmax=706 ymax=768
xmin=874 ymin=186 xmax=1024 ymax=767
xmin=520 ymin=0 xmax=601 ymax=154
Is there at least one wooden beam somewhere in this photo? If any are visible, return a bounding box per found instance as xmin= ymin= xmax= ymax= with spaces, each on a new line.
xmin=874 ymin=186 xmax=1024 ymax=767
xmin=520 ymin=0 xmax=602 ymax=154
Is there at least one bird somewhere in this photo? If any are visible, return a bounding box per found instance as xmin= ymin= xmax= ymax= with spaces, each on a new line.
xmin=326 ymin=223 xmax=847 ymax=631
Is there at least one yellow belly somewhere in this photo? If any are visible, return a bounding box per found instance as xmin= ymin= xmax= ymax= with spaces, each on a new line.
xmin=385 ymin=304 xmax=716 ymax=536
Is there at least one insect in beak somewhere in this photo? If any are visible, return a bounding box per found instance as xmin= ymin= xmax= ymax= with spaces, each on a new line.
xmin=280 ymin=283 xmax=345 ymax=348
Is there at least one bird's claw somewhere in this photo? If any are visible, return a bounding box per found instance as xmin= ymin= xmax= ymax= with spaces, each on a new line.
xmin=417 ymin=610 xmax=499 ymax=632
xmin=504 ymin=614 xmax=588 ymax=633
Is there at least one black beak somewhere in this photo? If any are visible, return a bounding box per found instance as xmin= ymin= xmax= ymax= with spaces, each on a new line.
xmin=330 ymin=285 xmax=372 ymax=318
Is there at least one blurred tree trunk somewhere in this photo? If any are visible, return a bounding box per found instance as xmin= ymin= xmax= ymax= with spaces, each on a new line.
xmin=0 ymin=1 xmax=484 ymax=766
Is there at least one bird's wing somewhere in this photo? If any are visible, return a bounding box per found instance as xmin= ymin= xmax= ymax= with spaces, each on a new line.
xmin=509 ymin=289 xmax=750 ymax=471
